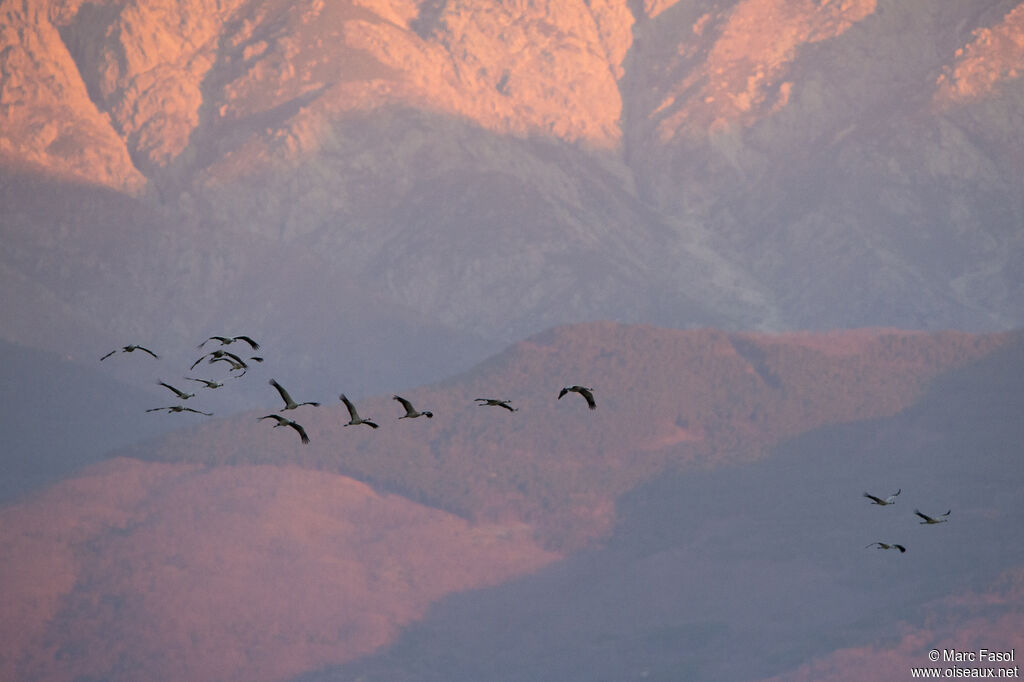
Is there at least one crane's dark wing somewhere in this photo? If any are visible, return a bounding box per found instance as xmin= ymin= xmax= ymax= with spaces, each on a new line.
xmin=233 ymin=335 xmax=261 ymax=350
xmin=894 ymin=544 xmax=907 ymax=553
xmin=100 ymin=350 xmax=116 ymax=361
xmin=579 ymin=387 xmax=596 ymax=409
xmin=288 ymin=421 xmax=310 ymax=444
xmin=270 ymin=379 xmax=295 ymax=406
xmin=221 ymin=350 xmax=247 ymax=367
xmin=863 ymin=492 xmax=885 ymax=504
xmin=364 ymin=419 xmax=379 ymax=429
xmin=136 ymin=346 xmax=159 ymax=359
xmin=340 ymin=394 xmax=358 ymax=420
xmin=914 ymin=509 xmax=933 ymax=522
xmin=259 ymin=414 xmax=287 ymax=425
xmin=183 ymin=407 xmax=213 ymax=415
xmin=158 ymin=381 xmax=187 ymax=398
xmin=394 ymin=395 xmax=415 ymax=413
xmin=200 ymin=336 xmax=231 ymax=348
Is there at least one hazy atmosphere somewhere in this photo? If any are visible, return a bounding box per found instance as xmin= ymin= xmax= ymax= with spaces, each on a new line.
xmin=1 ymin=0 xmax=1022 ymax=679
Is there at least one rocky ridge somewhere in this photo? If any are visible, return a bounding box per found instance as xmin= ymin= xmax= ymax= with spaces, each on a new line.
xmin=1 ymin=0 xmax=1022 ymax=386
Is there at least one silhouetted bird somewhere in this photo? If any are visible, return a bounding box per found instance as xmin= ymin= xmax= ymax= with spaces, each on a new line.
xmin=915 ymin=509 xmax=951 ymax=524
xmin=100 ymin=345 xmax=158 ymax=361
xmin=145 ymin=405 xmax=212 ymax=415
xmin=394 ymin=395 xmax=433 ymax=419
xmin=864 ymin=489 xmax=901 ymax=505
xmin=259 ymin=414 xmax=310 ymax=444
xmin=209 ymin=356 xmax=247 ymax=375
xmin=475 ymin=398 xmax=518 ymax=412
xmin=558 ymin=385 xmax=596 ymax=409
xmin=199 ymin=335 xmax=261 ymax=350
xmin=866 ymin=542 xmax=907 ymax=553
xmin=270 ymin=379 xmax=320 ymax=410
xmin=186 ymin=377 xmax=224 ymax=389
xmin=158 ymin=381 xmax=195 ymax=400
xmin=340 ymin=394 xmax=378 ymax=428
xmin=191 ymin=349 xmax=248 ymax=371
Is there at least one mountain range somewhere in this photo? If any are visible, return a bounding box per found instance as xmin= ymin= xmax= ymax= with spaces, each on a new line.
xmin=2 ymin=0 xmax=1023 ymax=391
xmin=2 ymin=1 xmax=1023 ymax=680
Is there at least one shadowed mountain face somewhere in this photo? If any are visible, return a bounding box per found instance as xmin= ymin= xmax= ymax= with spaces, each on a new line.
xmin=1 ymin=0 xmax=1022 ymax=391
xmin=0 ymin=338 xmax=191 ymax=502
xmin=1 ymin=324 xmax=1021 ymax=681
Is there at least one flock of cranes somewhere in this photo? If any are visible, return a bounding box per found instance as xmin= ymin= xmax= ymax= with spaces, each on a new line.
xmin=102 ymin=334 xmax=598 ymax=445
xmin=104 ymin=334 xmax=951 ymax=557
xmin=862 ymin=487 xmax=951 ymax=554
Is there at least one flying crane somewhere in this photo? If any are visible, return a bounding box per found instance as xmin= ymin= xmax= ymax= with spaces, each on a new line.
xmin=145 ymin=405 xmax=212 ymax=416
xmin=340 ymin=394 xmax=378 ymax=428
xmin=157 ymin=381 xmax=195 ymax=400
xmin=558 ymin=385 xmax=596 ymax=409
xmin=393 ymin=395 xmax=433 ymax=419
xmin=199 ymin=335 xmax=261 ymax=351
xmin=259 ymin=414 xmax=310 ymax=444
xmin=269 ymin=379 xmax=321 ymax=410
xmin=863 ymin=489 xmax=901 ymax=506
xmin=915 ymin=509 xmax=951 ymax=524
xmin=100 ymin=345 xmax=158 ymax=361
xmin=475 ymin=398 xmax=518 ymax=412
xmin=866 ymin=542 xmax=907 ymax=553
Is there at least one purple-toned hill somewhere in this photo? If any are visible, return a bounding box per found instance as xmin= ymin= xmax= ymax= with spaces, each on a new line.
xmin=1 ymin=323 xmax=1020 ymax=682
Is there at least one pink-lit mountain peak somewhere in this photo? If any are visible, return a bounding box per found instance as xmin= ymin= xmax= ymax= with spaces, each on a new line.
xmin=5 ymin=0 xmax=1022 ymax=189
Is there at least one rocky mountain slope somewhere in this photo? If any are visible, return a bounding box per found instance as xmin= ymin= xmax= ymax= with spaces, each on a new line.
xmin=1 ymin=0 xmax=1021 ymax=393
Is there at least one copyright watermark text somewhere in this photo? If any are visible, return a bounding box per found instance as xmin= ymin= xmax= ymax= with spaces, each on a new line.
xmin=911 ymin=648 xmax=1018 ymax=678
